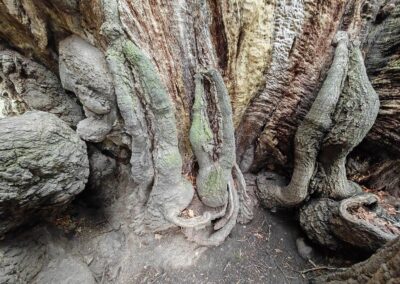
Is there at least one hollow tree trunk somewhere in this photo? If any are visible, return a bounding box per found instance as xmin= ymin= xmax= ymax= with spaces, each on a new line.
xmin=1 ymin=0 xmax=399 ymax=179
xmin=0 ymin=0 xmax=400 ymax=282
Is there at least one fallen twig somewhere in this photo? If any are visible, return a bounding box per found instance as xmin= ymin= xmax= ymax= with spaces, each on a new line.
xmin=301 ymin=266 xmax=346 ymax=274
xmin=308 ymin=259 xmax=317 ymax=267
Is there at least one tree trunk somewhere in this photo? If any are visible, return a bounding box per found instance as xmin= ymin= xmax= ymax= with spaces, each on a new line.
xmin=0 ymin=0 xmax=399 ymax=283
xmin=1 ymin=0 xmax=399 ymax=176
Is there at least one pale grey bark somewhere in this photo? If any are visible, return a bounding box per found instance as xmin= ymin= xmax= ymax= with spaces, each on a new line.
xmin=98 ymin=0 xmax=252 ymax=238
xmin=190 ymin=69 xmax=234 ymax=208
xmin=0 ymin=230 xmax=47 ymax=284
xmin=0 ymin=0 xmax=397 ymax=282
xmin=311 ymin=42 xmax=380 ymax=200
xmin=0 ymin=49 xmax=83 ymax=125
xmin=257 ymin=32 xmax=387 ymax=252
xmin=59 ymin=35 xmax=117 ymax=143
xmin=0 ymin=111 xmax=89 ymax=235
xmin=185 ymin=68 xmax=252 ymax=245
xmin=257 ymin=32 xmax=350 ymax=208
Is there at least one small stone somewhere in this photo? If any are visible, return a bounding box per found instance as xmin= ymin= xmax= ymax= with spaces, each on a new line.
xmin=188 ymin=209 xmax=195 ymax=218
xmin=296 ymin=237 xmax=313 ymax=260
xmin=83 ymin=255 xmax=94 ymax=265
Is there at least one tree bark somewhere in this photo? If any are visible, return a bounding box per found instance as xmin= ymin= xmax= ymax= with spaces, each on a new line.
xmin=312 ymin=237 xmax=400 ymax=283
xmin=0 ymin=0 xmax=399 ymax=282
xmin=1 ymin=0 xmax=399 ymax=175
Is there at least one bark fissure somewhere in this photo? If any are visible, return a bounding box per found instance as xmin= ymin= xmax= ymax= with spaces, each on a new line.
xmin=257 ymin=32 xmax=350 ymax=208
xmin=257 ymin=30 xmax=394 ymax=252
xmin=183 ymin=68 xmax=252 ymax=245
xmin=0 ymin=0 xmax=399 ymax=282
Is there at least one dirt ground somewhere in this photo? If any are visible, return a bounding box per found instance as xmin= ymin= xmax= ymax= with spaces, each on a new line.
xmin=2 ymin=177 xmax=360 ymax=284
xmin=127 ymin=206 xmax=365 ymax=284
xmin=132 ymin=208 xmax=310 ymax=284
xmin=68 ymin=201 xmax=351 ymax=284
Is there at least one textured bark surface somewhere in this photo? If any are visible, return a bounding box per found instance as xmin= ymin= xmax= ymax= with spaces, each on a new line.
xmin=364 ymin=1 xmax=400 ymax=154
xmin=311 ymin=42 xmax=380 ymax=200
xmin=0 ymin=48 xmax=83 ymax=125
xmin=59 ymin=35 xmax=117 ymax=143
xmin=300 ymin=194 xmax=399 ymax=251
xmin=0 ymin=230 xmax=47 ymax=284
xmin=256 ymin=35 xmax=380 ymax=208
xmin=0 ymin=0 xmax=399 ymax=283
xmin=256 ymin=30 xmax=392 ymax=252
xmin=0 ymin=111 xmax=89 ymax=235
xmin=0 ymin=0 xmax=398 ymax=176
xmin=256 ymin=32 xmax=350 ymax=208
xmin=312 ymin=237 xmax=400 ymax=283
xmin=237 ymin=0 xmax=400 ymax=177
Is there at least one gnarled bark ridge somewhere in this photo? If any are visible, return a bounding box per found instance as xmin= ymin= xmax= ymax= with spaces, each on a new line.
xmin=0 ymin=0 xmax=398 ymax=282
xmin=99 ymin=1 xmax=252 ymax=239
xmin=100 ymin=2 xmax=211 ymax=233
xmin=257 ymin=31 xmax=350 ymax=208
xmin=258 ymin=31 xmax=392 ymax=252
xmin=298 ymin=40 xmax=384 ymax=250
xmin=190 ymin=69 xmax=234 ymax=208
xmin=0 ymin=111 xmax=89 ymax=235
xmin=184 ymin=68 xmax=253 ymax=246
xmin=311 ymin=237 xmax=400 ymax=283
xmin=311 ymin=41 xmax=380 ymax=200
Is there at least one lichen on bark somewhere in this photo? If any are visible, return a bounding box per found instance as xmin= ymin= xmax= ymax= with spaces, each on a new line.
xmin=122 ymin=40 xmax=212 ymax=232
xmin=97 ymin=0 xmax=253 ymax=239
xmin=100 ymin=1 xmax=195 ymax=232
xmin=0 ymin=0 xmax=399 ymax=282
xmin=189 ymin=69 xmax=234 ymax=208
xmin=184 ymin=68 xmax=253 ymax=246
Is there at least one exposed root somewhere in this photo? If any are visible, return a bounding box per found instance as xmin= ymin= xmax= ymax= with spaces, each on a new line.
xmin=103 ymin=3 xmax=216 ymax=233
xmin=311 ymin=41 xmax=380 ymax=200
xmin=213 ymin=182 xmax=235 ymax=231
xmin=234 ymin=163 xmax=254 ymax=224
xmin=300 ymin=193 xmax=399 ymax=251
xmin=331 ymin=193 xmax=399 ymax=251
xmin=183 ymin=179 xmax=240 ymax=246
xmin=208 ymin=201 xmax=229 ymax=221
xmin=167 ymin=213 xmax=211 ymax=230
xmin=299 ymin=198 xmax=342 ymax=250
xmin=311 ymin=238 xmax=400 ymax=283
xmin=257 ymin=31 xmax=350 ymax=208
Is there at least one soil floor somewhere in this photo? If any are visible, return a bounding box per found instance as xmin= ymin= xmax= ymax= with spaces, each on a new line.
xmin=2 ymin=184 xmax=363 ymax=284
xmin=37 ymin=204 xmax=358 ymax=283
